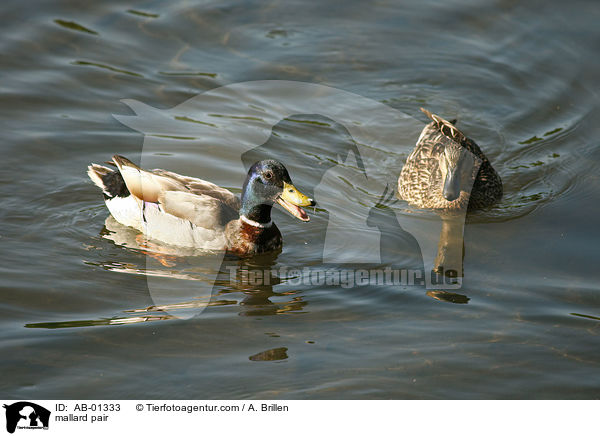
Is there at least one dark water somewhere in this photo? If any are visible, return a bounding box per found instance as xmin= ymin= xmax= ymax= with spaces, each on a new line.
xmin=2 ymin=0 xmax=600 ymax=399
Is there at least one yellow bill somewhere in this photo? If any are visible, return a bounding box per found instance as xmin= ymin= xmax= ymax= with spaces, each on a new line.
xmin=276 ymin=182 xmax=315 ymax=222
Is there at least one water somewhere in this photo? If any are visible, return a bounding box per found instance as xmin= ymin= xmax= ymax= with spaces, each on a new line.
xmin=1 ymin=0 xmax=599 ymax=399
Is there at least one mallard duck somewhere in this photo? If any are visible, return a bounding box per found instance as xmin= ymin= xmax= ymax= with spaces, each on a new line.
xmin=87 ymin=156 xmax=315 ymax=255
xmin=398 ymin=108 xmax=502 ymax=210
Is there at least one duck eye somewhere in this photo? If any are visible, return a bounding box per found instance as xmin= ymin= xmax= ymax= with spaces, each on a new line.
xmin=264 ymin=171 xmax=273 ymax=180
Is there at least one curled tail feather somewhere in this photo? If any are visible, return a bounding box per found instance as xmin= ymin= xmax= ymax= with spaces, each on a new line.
xmin=87 ymin=163 xmax=130 ymax=199
xmin=420 ymin=107 xmax=464 ymax=143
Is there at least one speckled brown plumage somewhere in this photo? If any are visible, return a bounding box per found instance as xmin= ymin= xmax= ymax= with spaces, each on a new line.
xmin=398 ymin=108 xmax=502 ymax=211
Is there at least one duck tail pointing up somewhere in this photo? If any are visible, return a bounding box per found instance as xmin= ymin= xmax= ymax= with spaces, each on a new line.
xmin=87 ymin=163 xmax=130 ymax=199
xmin=111 ymin=154 xmax=141 ymax=171
xmin=87 ymin=164 xmax=111 ymax=191
xmin=420 ymin=107 xmax=465 ymax=143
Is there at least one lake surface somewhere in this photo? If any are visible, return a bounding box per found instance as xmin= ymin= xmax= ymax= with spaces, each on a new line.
xmin=1 ymin=0 xmax=599 ymax=399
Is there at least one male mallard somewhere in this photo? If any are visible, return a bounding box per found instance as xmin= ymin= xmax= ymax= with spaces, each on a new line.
xmin=398 ymin=108 xmax=502 ymax=210
xmin=87 ymin=156 xmax=315 ymax=255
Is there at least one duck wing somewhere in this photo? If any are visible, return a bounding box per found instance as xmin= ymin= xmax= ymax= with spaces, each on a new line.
xmin=112 ymin=155 xmax=239 ymax=229
xmin=151 ymin=168 xmax=241 ymax=212
xmin=157 ymin=190 xmax=238 ymax=229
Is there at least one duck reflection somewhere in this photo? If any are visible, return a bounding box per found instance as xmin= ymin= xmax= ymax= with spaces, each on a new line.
xmin=398 ymin=109 xmax=503 ymax=291
xmin=218 ymin=251 xmax=308 ymax=317
xmin=433 ymin=214 xmax=465 ymax=279
xmin=27 ymin=224 xmax=306 ymax=329
xmin=365 ymin=186 xmax=470 ymax=303
xmin=366 ymin=185 xmax=424 ymax=274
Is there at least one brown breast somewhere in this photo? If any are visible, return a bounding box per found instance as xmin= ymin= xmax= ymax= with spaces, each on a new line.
xmin=226 ymin=219 xmax=282 ymax=256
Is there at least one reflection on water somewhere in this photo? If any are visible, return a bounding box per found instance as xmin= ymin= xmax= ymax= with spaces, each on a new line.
xmin=54 ymin=19 xmax=98 ymax=35
xmin=426 ymin=291 xmax=470 ymax=305
xmin=249 ymin=347 xmax=289 ymax=362
xmin=29 ymin=225 xmax=308 ymax=328
xmin=25 ymin=314 xmax=174 ymax=329
xmin=433 ymin=216 xmax=466 ymax=280
xmin=366 ymin=185 xmax=423 ymax=272
xmin=219 ymin=252 xmax=309 ymax=317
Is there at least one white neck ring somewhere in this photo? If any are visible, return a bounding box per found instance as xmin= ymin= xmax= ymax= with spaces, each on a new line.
xmin=240 ymin=215 xmax=273 ymax=228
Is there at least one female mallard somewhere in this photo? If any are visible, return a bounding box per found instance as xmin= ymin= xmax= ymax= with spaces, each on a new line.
xmin=398 ymin=108 xmax=502 ymax=210
xmin=87 ymin=156 xmax=315 ymax=255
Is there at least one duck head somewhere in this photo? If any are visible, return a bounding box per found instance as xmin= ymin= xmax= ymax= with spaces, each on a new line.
xmin=436 ymin=143 xmax=474 ymax=202
xmin=240 ymin=160 xmax=315 ymax=224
